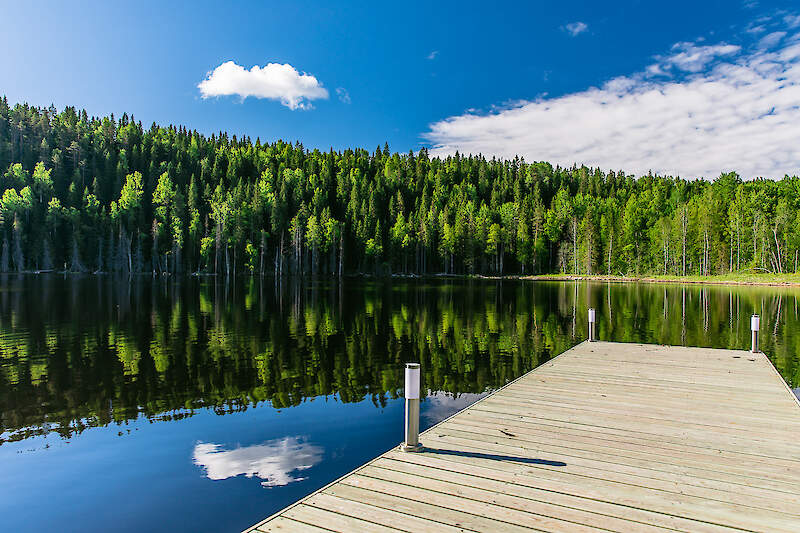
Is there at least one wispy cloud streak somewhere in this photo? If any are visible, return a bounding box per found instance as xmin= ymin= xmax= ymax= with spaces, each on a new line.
xmin=564 ymin=22 xmax=588 ymax=36
xmin=425 ymin=22 xmax=800 ymax=179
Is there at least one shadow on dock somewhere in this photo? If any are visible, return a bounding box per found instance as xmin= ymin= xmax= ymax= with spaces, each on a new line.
xmin=422 ymin=447 xmax=567 ymax=467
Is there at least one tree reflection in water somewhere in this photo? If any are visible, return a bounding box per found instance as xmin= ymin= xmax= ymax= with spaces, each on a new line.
xmin=1 ymin=275 xmax=798 ymax=444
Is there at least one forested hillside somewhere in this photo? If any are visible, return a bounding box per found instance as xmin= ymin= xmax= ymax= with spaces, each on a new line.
xmin=1 ymin=97 xmax=798 ymax=277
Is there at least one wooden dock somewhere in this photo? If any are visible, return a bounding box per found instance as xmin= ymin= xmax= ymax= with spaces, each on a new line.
xmin=246 ymin=341 xmax=800 ymax=532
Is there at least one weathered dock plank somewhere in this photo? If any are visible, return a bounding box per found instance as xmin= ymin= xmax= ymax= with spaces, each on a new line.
xmin=245 ymin=341 xmax=800 ymax=532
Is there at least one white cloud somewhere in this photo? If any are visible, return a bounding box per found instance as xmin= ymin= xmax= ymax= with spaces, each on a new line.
xmin=758 ymin=31 xmax=786 ymax=48
xmin=787 ymin=15 xmax=800 ymax=29
xmin=424 ymin=29 xmax=800 ymax=179
xmin=427 ymin=50 xmax=440 ymax=60
xmin=336 ymin=87 xmax=351 ymax=104
xmin=198 ymin=61 xmax=329 ymax=110
xmin=654 ymin=42 xmax=740 ymax=73
xmin=193 ymin=436 xmax=323 ymax=487
xmin=564 ymin=22 xmax=588 ymax=37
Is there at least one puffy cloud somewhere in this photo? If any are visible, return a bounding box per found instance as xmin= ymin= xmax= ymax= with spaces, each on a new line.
xmin=427 ymin=50 xmax=440 ymax=60
xmin=198 ymin=61 xmax=328 ymax=110
xmin=564 ymin=22 xmax=588 ymax=37
xmin=193 ymin=436 xmax=323 ymax=487
xmin=424 ymin=27 xmax=800 ymax=179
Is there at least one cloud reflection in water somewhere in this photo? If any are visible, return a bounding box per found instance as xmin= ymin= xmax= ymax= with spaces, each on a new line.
xmin=193 ymin=436 xmax=323 ymax=487
xmin=422 ymin=391 xmax=487 ymax=425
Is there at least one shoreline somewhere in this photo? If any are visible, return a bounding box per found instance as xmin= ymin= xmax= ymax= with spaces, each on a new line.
xmin=494 ymin=273 xmax=800 ymax=288
xmin=6 ymin=270 xmax=800 ymax=288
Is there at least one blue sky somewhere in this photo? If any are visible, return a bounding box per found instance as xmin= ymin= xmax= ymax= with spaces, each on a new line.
xmin=2 ymin=0 xmax=799 ymax=178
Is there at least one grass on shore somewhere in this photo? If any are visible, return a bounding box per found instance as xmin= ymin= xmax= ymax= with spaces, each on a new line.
xmin=514 ymin=272 xmax=800 ymax=286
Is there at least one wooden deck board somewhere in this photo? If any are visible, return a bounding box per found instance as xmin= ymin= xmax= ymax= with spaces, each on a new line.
xmin=245 ymin=341 xmax=800 ymax=532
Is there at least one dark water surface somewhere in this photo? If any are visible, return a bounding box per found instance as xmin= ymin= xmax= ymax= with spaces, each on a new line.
xmin=1 ymin=276 xmax=798 ymax=532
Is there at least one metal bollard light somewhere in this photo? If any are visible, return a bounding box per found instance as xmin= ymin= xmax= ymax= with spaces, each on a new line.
xmin=400 ymin=363 xmax=423 ymax=452
xmin=588 ymin=308 xmax=596 ymax=342
xmin=751 ymin=314 xmax=760 ymax=353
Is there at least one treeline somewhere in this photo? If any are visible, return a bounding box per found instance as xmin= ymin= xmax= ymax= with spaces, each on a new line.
xmin=2 ymin=97 xmax=800 ymax=276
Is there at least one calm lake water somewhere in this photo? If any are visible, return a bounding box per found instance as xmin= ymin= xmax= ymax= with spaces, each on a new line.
xmin=1 ymin=276 xmax=798 ymax=532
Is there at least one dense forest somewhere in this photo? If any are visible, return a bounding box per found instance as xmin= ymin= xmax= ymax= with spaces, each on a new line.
xmin=1 ymin=97 xmax=799 ymax=277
